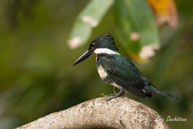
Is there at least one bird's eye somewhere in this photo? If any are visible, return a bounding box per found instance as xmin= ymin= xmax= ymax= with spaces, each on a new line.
xmin=91 ymin=42 xmax=95 ymax=46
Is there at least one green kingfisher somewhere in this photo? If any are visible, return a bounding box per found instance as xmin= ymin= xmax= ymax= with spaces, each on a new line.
xmin=73 ymin=34 xmax=178 ymax=101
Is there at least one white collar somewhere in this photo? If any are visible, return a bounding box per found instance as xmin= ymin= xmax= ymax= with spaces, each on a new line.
xmin=94 ymin=48 xmax=120 ymax=55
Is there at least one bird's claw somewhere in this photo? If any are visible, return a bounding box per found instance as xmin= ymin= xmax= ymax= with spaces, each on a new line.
xmin=105 ymin=89 xmax=125 ymax=101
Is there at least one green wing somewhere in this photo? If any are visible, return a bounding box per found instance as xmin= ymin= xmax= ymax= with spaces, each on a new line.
xmin=98 ymin=54 xmax=146 ymax=98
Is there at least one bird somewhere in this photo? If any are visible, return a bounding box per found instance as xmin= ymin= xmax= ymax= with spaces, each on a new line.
xmin=73 ymin=34 xmax=178 ymax=101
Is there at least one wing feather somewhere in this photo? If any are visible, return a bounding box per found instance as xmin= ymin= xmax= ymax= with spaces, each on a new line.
xmin=98 ymin=54 xmax=146 ymax=98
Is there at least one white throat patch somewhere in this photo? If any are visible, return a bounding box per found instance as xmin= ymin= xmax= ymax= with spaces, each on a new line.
xmin=94 ymin=48 xmax=120 ymax=55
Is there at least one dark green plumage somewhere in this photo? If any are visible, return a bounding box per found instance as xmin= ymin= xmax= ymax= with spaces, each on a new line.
xmin=97 ymin=54 xmax=150 ymax=98
xmin=96 ymin=53 xmax=179 ymax=99
xmin=73 ymin=34 xmax=179 ymax=101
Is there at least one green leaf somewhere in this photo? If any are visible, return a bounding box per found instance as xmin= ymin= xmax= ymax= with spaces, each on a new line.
xmin=68 ymin=0 xmax=114 ymax=49
xmin=114 ymin=0 xmax=160 ymax=61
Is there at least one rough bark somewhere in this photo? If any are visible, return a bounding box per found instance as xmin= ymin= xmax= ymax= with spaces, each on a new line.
xmin=16 ymin=97 xmax=169 ymax=129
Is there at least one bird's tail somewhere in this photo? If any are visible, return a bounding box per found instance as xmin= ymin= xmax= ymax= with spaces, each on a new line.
xmin=151 ymin=86 xmax=179 ymax=100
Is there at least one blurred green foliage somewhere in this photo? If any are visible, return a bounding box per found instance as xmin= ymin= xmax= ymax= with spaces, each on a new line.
xmin=68 ymin=0 xmax=114 ymax=48
xmin=68 ymin=0 xmax=159 ymax=61
xmin=0 ymin=0 xmax=193 ymax=129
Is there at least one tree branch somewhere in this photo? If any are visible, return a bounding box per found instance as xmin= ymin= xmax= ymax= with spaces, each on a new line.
xmin=16 ymin=97 xmax=169 ymax=129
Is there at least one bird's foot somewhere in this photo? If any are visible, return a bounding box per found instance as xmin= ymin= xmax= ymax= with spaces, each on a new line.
xmin=106 ymin=89 xmax=125 ymax=101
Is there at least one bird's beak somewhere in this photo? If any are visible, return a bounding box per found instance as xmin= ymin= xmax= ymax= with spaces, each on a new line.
xmin=73 ymin=49 xmax=94 ymax=66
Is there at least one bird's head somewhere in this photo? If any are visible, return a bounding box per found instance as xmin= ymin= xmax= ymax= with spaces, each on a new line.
xmin=73 ymin=34 xmax=118 ymax=65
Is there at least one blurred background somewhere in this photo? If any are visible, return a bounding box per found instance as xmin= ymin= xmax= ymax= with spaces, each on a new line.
xmin=0 ymin=0 xmax=193 ymax=129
